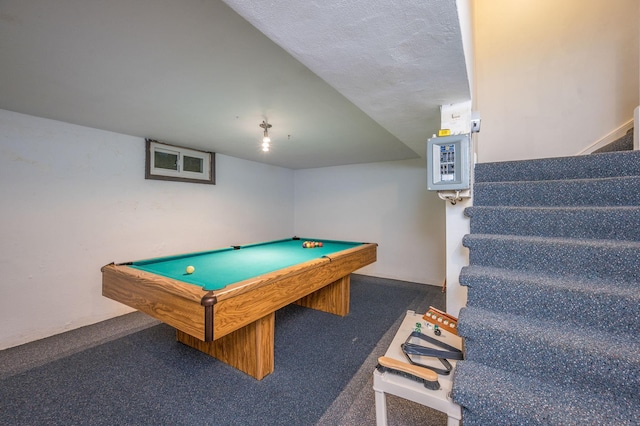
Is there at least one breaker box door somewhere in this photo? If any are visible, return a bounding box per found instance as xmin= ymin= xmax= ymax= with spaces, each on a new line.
xmin=427 ymin=134 xmax=470 ymax=191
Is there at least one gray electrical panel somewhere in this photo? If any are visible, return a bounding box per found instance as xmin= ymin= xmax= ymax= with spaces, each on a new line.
xmin=427 ymin=134 xmax=470 ymax=191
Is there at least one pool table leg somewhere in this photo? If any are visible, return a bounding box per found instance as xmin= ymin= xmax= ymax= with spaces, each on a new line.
xmin=295 ymin=275 xmax=350 ymax=317
xmin=176 ymin=312 xmax=275 ymax=380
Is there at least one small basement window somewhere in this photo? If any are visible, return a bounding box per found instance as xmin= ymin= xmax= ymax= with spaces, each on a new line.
xmin=145 ymin=139 xmax=215 ymax=184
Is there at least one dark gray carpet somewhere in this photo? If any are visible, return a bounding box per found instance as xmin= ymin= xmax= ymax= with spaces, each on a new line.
xmin=0 ymin=275 xmax=446 ymax=425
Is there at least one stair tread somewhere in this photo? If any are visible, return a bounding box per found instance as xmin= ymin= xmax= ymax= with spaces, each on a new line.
xmin=461 ymin=266 xmax=640 ymax=334
xmin=452 ymin=360 xmax=640 ymax=425
xmin=459 ymin=305 xmax=640 ymax=355
xmin=475 ymin=174 xmax=638 ymax=185
xmin=466 ymin=205 xmax=640 ymax=212
xmin=465 ymin=205 xmax=640 ymax=241
xmin=473 ymin=175 xmax=640 ymax=207
xmin=461 ymin=265 xmax=640 ymax=296
xmin=457 ymin=306 xmax=640 ymax=397
xmin=463 ymin=233 xmax=640 ymax=282
xmin=464 ymin=232 xmax=640 ymax=248
xmin=458 ymin=307 xmax=640 ymax=394
xmin=474 ymin=150 xmax=640 ymax=183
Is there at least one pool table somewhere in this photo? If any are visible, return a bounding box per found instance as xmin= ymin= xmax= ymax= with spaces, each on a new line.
xmin=101 ymin=237 xmax=377 ymax=379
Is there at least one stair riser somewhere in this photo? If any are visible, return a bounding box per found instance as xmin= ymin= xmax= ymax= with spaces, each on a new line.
xmin=458 ymin=319 xmax=639 ymax=398
xmin=475 ymin=151 xmax=640 ymax=183
xmin=466 ymin=207 xmax=640 ymax=241
xmin=474 ymin=176 xmax=640 ymax=207
xmin=463 ymin=235 xmax=640 ymax=282
xmin=460 ymin=272 xmax=640 ymax=335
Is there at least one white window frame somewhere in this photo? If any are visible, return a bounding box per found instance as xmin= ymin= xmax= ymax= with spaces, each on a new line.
xmin=145 ymin=139 xmax=215 ymax=184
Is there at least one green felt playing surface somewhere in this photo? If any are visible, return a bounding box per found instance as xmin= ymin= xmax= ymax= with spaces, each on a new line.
xmin=128 ymin=238 xmax=364 ymax=291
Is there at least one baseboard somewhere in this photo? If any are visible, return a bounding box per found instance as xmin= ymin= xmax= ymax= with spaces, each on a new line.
xmin=577 ymin=119 xmax=634 ymax=154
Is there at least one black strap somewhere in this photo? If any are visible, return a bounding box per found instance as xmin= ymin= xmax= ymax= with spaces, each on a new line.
xmin=401 ymin=330 xmax=464 ymax=375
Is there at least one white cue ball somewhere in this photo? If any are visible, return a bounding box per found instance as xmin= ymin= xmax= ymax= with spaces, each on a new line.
xmin=186 ymin=265 xmax=195 ymax=274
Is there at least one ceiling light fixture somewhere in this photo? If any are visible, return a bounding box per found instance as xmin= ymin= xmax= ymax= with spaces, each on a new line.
xmin=260 ymin=120 xmax=272 ymax=152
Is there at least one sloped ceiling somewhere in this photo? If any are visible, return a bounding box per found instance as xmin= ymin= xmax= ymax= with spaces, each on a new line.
xmin=0 ymin=0 xmax=470 ymax=169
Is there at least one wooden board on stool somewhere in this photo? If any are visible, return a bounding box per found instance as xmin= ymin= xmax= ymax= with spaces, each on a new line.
xmin=423 ymin=306 xmax=458 ymax=335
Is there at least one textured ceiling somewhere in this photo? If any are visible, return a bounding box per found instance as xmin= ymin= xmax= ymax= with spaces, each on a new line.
xmin=0 ymin=0 xmax=470 ymax=169
xmin=223 ymin=0 xmax=471 ymax=159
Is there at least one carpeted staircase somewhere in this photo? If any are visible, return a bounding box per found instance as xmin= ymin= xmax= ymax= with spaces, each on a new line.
xmin=451 ymin=150 xmax=640 ymax=425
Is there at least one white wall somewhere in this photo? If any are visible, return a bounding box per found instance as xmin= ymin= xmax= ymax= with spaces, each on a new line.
xmin=456 ymin=0 xmax=475 ymax=100
xmin=294 ymin=160 xmax=446 ymax=286
xmin=0 ymin=109 xmax=294 ymax=350
xmin=0 ymin=110 xmax=445 ymax=350
xmin=473 ymin=0 xmax=639 ymax=163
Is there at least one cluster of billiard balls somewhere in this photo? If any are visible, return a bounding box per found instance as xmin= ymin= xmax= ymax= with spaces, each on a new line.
xmin=302 ymin=241 xmax=323 ymax=248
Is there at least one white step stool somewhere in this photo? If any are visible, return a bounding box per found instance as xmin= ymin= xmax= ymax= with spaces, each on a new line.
xmin=373 ymin=310 xmax=462 ymax=426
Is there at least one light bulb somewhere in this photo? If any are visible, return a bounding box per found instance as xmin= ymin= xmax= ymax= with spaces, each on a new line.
xmin=262 ymin=145 xmax=270 ymax=152
xmin=263 ymin=135 xmax=271 ymax=144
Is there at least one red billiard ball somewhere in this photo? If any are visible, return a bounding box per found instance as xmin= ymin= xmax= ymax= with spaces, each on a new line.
xmin=318 ymin=242 xmax=323 ymax=247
